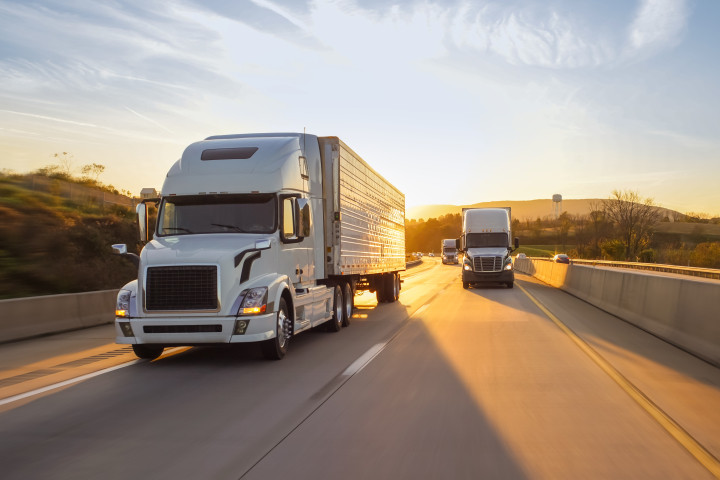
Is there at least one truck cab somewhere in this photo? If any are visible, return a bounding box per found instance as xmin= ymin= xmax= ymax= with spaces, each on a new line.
xmin=459 ymin=208 xmax=519 ymax=289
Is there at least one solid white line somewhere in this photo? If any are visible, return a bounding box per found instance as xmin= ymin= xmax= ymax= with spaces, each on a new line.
xmin=0 ymin=346 xmax=188 ymax=406
xmin=0 ymin=360 xmax=140 ymax=406
xmin=342 ymin=343 xmax=387 ymax=377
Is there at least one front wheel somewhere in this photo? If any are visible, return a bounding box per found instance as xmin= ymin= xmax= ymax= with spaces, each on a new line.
xmin=132 ymin=344 xmax=164 ymax=360
xmin=462 ymin=282 xmax=469 ymax=289
xmin=262 ymin=298 xmax=290 ymax=360
xmin=506 ymin=282 xmax=514 ymax=289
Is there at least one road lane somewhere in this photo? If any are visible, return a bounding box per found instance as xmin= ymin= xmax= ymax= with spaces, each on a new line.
xmin=242 ymin=268 xmax=715 ymax=479
xmin=0 ymin=259 xmax=718 ymax=479
xmin=0 ymin=260 xmax=449 ymax=479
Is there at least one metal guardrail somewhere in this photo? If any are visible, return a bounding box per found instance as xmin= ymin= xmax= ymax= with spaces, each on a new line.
xmin=531 ymin=257 xmax=720 ymax=280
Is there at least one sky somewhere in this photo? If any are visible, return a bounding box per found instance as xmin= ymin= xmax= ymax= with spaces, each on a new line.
xmin=1 ymin=0 xmax=719 ymax=216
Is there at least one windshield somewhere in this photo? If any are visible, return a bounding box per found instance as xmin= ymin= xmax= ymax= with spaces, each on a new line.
xmin=465 ymin=232 xmax=508 ymax=248
xmin=157 ymin=194 xmax=276 ymax=236
xmin=443 ymin=248 xmax=456 ymax=253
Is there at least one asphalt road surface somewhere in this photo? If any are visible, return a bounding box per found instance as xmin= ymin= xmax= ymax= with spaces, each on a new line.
xmin=1 ymin=257 xmax=719 ymax=479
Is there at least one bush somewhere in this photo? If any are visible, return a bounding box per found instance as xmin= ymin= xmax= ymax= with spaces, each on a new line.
xmin=690 ymin=242 xmax=720 ymax=268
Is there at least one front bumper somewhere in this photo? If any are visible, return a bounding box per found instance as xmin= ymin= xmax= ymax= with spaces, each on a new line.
xmin=462 ymin=269 xmax=514 ymax=284
xmin=115 ymin=312 xmax=276 ymax=345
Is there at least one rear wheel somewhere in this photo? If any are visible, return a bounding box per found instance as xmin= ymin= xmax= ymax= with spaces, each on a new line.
xmin=327 ymin=285 xmax=343 ymax=332
xmin=342 ymin=282 xmax=353 ymax=327
xmin=391 ymin=273 xmax=400 ymax=302
xmin=132 ymin=344 xmax=164 ymax=360
xmin=262 ymin=298 xmax=290 ymax=360
xmin=376 ymin=275 xmax=387 ymax=303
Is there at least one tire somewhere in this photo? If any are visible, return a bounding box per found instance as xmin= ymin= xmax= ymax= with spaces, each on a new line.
xmin=262 ymin=297 xmax=290 ymax=360
xmin=376 ymin=275 xmax=387 ymax=303
xmin=342 ymin=282 xmax=353 ymax=327
xmin=132 ymin=344 xmax=164 ymax=360
xmin=506 ymin=282 xmax=514 ymax=289
xmin=327 ymin=285 xmax=343 ymax=332
xmin=462 ymin=282 xmax=469 ymax=289
xmin=391 ymin=273 xmax=400 ymax=302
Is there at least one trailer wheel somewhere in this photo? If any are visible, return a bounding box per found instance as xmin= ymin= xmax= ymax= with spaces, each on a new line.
xmin=327 ymin=285 xmax=343 ymax=332
xmin=376 ymin=276 xmax=387 ymax=303
xmin=132 ymin=344 xmax=164 ymax=360
xmin=342 ymin=282 xmax=353 ymax=327
xmin=391 ymin=273 xmax=400 ymax=302
xmin=262 ymin=298 xmax=290 ymax=360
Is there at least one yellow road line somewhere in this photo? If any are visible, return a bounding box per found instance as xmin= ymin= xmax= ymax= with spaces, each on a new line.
xmin=517 ymin=282 xmax=720 ymax=479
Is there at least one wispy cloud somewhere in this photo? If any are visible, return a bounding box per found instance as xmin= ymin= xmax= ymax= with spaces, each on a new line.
xmin=125 ymin=107 xmax=175 ymax=134
xmin=627 ymin=0 xmax=689 ymax=56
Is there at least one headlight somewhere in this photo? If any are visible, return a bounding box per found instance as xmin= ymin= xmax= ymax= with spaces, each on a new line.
xmin=463 ymin=258 xmax=472 ymax=270
xmin=237 ymin=287 xmax=268 ymax=315
xmin=116 ymin=289 xmax=131 ymax=317
xmin=504 ymin=262 xmax=513 ymax=270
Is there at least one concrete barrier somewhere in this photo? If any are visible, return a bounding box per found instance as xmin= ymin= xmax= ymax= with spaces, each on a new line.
xmin=0 ymin=290 xmax=118 ymax=343
xmin=514 ymin=258 xmax=720 ymax=366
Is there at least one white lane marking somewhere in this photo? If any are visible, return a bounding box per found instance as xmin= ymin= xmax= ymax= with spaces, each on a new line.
xmin=342 ymin=343 xmax=386 ymax=377
xmin=0 ymin=360 xmax=139 ymax=406
xmin=341 ymin=301 xmax=433 ymax=378
xmin=413 ymin=304 xmax=430 ymax=317
xmin=0 ymin=347 xmax=187 ymax=406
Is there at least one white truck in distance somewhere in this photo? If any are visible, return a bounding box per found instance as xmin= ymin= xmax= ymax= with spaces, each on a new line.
xmin=113 ymin=133 xmax=405 ymax=360
xmin=459 ymin=208 xmax=519 ymax=289
xmin=441 ymin=238 xmax=458 ymax=264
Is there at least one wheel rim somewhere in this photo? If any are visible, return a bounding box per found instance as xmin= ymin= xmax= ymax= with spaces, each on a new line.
xmin=277 ymin=308 xmax=290 ymax=348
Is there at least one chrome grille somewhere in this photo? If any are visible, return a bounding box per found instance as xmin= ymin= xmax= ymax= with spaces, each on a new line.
xmin=472 ymin=256 xmax=502 ymax=272
xmin=145 ymin=266 xmax=218 ymax=311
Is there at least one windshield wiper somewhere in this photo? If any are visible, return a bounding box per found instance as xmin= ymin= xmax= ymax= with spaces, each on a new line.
xmin=211 ymin=223 xmax=248 ymax=232
xmin=162 ymin=227 xmax=194 ymax=234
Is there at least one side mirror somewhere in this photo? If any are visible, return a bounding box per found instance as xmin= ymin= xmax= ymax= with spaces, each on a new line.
xmin=295 ymin=198 xmax=311 ymax=238
xmin=112 ymin=243 xmax=139 ymax=268
xmin=514 ymin=237 xmax=520 ymax=249
xmin=455 ymin=237 xmax=463 ymax=252
xmin=112 ymin=244 xmax=128 ymax=255
xmin=136 ymin=203 xmax=148 ymax=243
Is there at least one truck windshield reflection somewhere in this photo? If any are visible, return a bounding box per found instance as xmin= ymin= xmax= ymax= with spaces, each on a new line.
xmin=157 ymin=194 xmax=277 ymax=236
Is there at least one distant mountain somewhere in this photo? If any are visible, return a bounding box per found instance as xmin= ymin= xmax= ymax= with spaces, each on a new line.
xmin=407 ymin=199 xmax=606 ymax=221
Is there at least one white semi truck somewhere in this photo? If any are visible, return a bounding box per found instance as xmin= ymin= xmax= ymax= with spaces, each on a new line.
xmin=459 ymin=208 xmax=518 ymax=289
xmin=113 ymin=133 xmax=405 ymax=360
xmin=441 ymin=238 xmax=458 ymax=264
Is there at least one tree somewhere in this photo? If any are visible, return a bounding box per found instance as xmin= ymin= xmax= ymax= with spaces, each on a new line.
xmin=81 ymin=163 xmax=106 ymax=182
xmin=51 ymin=152 xmax=75 ymax=178
xmin=602 ymin=190 xmax=661 ymax=261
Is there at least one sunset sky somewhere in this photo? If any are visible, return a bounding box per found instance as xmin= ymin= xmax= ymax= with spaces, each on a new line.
xmin=1 ymin=0 xmax=718 ymax=215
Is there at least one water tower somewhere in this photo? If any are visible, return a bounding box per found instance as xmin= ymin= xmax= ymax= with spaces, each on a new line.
xmin=552 ymin=194 xmax=562 ymax=219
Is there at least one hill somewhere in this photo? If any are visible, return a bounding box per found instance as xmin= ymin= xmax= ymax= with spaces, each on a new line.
xmin=407 ymin=199 xmax=680 ymax=221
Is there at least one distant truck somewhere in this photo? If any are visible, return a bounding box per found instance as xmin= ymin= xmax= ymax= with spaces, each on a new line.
xmin=458 ymin=208 xmax=518 ymax=289
xmin=441 ymin=238 xmax=459 ymax=264
xmin=113 ymin=133 xmax=405 ymax=360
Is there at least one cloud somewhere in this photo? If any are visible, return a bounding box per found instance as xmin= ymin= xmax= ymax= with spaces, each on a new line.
xmin=627 ymin=0 xmax=689 ymax=55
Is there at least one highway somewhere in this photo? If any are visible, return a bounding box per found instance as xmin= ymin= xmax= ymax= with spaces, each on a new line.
xmin=1 ymin=257 xmax=719 ymax=479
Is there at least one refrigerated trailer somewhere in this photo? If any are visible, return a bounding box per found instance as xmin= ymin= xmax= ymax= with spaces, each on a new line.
xmin=112 ymin=133 xmax=405 ymax=360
